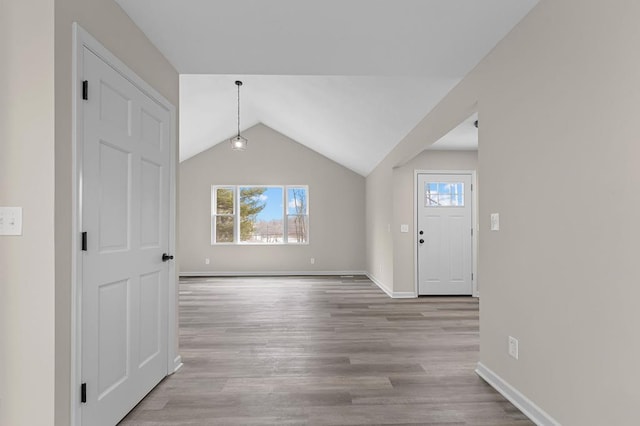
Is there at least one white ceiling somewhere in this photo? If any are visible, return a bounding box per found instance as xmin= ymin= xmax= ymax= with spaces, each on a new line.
xmin=429 ymin=112 xmax=478 ymax=151
xmin=115 ymin=0 xmax=538 ymax=175
xmin=180 ymin=75 xmax=459 ymax=174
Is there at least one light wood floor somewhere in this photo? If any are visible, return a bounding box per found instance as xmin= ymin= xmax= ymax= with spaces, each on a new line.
xmin=120 ymin=276 xmax=532 ymax=425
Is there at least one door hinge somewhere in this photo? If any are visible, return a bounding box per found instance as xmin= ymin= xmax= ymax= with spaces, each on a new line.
xmin=82 ymin=80 xmax=88 ymax=100
xmin=471 ymin=228 xmax=473 ymax=236
xmin=81 ymin=383 xmax=87 ymax=403
xmin=81 ymin=232 xmax=87 ymax=251
xmin=471 ymin=183 xmax=473 ymax=191
xmin=472 ymin=273 xmax=474 ymax=281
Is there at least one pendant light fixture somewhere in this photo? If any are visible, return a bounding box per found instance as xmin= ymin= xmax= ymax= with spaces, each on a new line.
xmin=230 ymin=80 xmax=247 ymax=151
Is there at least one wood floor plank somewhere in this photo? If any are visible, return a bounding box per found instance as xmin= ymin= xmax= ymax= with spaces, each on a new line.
xmin=119 ymin=276 xmax=532 ymax=426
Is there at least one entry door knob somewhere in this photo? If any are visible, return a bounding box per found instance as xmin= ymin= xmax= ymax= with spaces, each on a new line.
xmin=162 ymin=253 xmax=174 ymax=262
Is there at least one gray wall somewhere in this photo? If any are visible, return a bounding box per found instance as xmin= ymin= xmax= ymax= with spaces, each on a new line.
xmin=0 ymin=1 xmax=55 ymax=424
xmin=394 ymin=150 xmax=478 ymax=294
xmin=180 ymin=124 xmax=366 ymax=274
xmin=1 ymin=0 xmax=179 ymax=424
xmin=366 ymin=0 xmax=640 ymax=423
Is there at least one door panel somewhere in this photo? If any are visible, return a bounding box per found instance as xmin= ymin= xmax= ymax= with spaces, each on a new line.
xmin=98 ymin=141 xmax=131 ymax=252
xmin=140 ymin=159 xmax=162 ymax=247
xmin=418 ymin=173 xmax=473 ymax=295
xmin=98 ymin=80 xmax=131 ymax=132
xmin=424 ymin=215 xmax=441 ymax=282
xmin=139 ymin=271 xmax=161 ymax=367
xmin=97 ymin=279 xmax=129 ymax=397
xmin=141 ymin=108 xmax=164 ymax=151
xmin=81 ymin=47 xmax=170 ymax=426
xmin=448 ymin=215 xmax=465 ymax=282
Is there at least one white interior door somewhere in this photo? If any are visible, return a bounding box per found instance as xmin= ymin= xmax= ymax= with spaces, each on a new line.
xmin=417 ymin=173 xmax=473 ymax=295
xmin=81 ymin=47 xmax=171 ymax=426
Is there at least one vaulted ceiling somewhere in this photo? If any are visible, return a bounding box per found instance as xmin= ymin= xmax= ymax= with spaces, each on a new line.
xmin=115 ymin=0 xmax=538 ymax=175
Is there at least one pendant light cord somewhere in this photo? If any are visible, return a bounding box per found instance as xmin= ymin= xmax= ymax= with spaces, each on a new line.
xmin=236 ymin=81 xmax=242 ymax=138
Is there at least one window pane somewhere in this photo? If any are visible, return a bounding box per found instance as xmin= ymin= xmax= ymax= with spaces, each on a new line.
xmin=215 ymin=216 xmax=235 ymax=243
xmin=216 ymin=188 xmax=234 ymax=214
xmin=287 ymin=215 xmax=308 ymax=243
xmin=452 ymin=183 xmax=464 ymax=206
xmin=240 ymin=186 xmax=284 ymax=243
xmin=426 ymin=182 xmax=465 ymax=207
xmin=287 ymin=187 xmax=308 ymax=215
xmin=425 ymin=183 xmax=438 ymax=206
xmin=438 ymin=194 xmax=451 ymax=206
xmin=250 ymin=218 xmax=284 ymax=243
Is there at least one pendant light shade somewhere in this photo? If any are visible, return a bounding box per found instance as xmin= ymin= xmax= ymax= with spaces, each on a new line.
xmin=230 ymin=134 xmax=247 ymax=150
xmin=230 ymin=80 xmax=247 ymax=151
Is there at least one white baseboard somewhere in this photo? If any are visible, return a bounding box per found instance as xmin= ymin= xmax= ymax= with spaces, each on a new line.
xmin=392 ymin=291 xmax=417 ymax=298
xmin=476 ymin=362 xmax=560 ymax=426
xmin=171 ymin=355 xmax=183 ymax=374
xmin=367 ymin=273 xmax=393 ymax=297
xmin=366 ymin=273 xmax=417 ymax=299
xmin=180 ymin=270 xmax=367 ymax=277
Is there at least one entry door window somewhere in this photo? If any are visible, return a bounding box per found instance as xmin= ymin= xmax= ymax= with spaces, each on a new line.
xmin=425 ymin=182 xmax=464 ymax=207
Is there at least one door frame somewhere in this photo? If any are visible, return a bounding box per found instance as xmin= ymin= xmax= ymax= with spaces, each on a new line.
xmin=413 ymin=170 xmax=478 ymax=297
xmin=71 ymin=23 xmax=180 ymax=426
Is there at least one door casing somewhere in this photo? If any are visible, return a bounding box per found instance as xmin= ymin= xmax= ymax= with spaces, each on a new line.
xmin=71 ymin=23 xmax=180 ymax=426
xmin=413 ymin=170 xmax=478 ymax=297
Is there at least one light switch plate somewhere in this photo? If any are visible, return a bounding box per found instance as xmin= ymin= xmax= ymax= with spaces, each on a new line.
xmin=490 ymin=213 xmax=500 ymax=231
xmin=400 ymin=224 xmax=409 ymax=233
xmin=508 ymin=336 xmax=519 ymax=359
xmin=0 ymin=207 xmax=23 ymax=236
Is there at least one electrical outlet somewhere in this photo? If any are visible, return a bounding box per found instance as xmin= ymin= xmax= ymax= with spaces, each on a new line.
xmin=400 ymin=224 xmax=409 ymax=233
xmin=205 ymin=258 xmax=210 ymax=265
xmin=310 ymin=258 xmax=315 ymax=264
xmin=508 ymin=336 xmax=519 ymax=359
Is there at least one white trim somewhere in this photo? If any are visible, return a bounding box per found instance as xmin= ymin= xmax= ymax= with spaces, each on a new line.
xmin=366 ymin=274 xmax=417 ymax=298
xmin=367 ymin=273 xmax=393 ymax=297
xmin=472 ymin=170 xmax=478 ymax=297
xmin=167 ymin=82 xmax=178 ymax=377
xmin=72 ymin=23 xmax=178 ymax=426
xmin=413 ymin=170 xmax=478 ymax=297
xmin=172 ymin=355 xmax=183 ymax=373
xmin=71 ymin=23 xmax=82 ymax=426
xmin=211 ymin=184 xmax=310 ymax=245
xmin=475 ymin=363 xmax=560 ymax=426
xmin=392 ymin=291 xmax=418 ymax=298
xmin=181 ymin=270 xmax=367 ymax=277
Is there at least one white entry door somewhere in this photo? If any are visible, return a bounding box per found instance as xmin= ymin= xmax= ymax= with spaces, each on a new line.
xmin=81 ymin=47 xmax=171 ymax=426
xmin=417 ymin=173 xmax=473 ymax=295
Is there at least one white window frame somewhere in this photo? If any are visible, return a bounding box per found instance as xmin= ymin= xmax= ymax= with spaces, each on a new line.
xmin=285 ymin=186 xmax=310 ymax=244
xmin=211 ymin=185 xmax=309 ymax=245
xmin=211 ymin=186 xmax=237 ymax=244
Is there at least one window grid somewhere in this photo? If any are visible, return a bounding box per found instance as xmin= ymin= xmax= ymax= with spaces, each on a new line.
xmin=212 ymin=185 xmax=309 ymax=245
xmin=213 ymin=187 xmax=236 ymax=243
xmin=425 ymin=182 xmax=465 ymax=207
